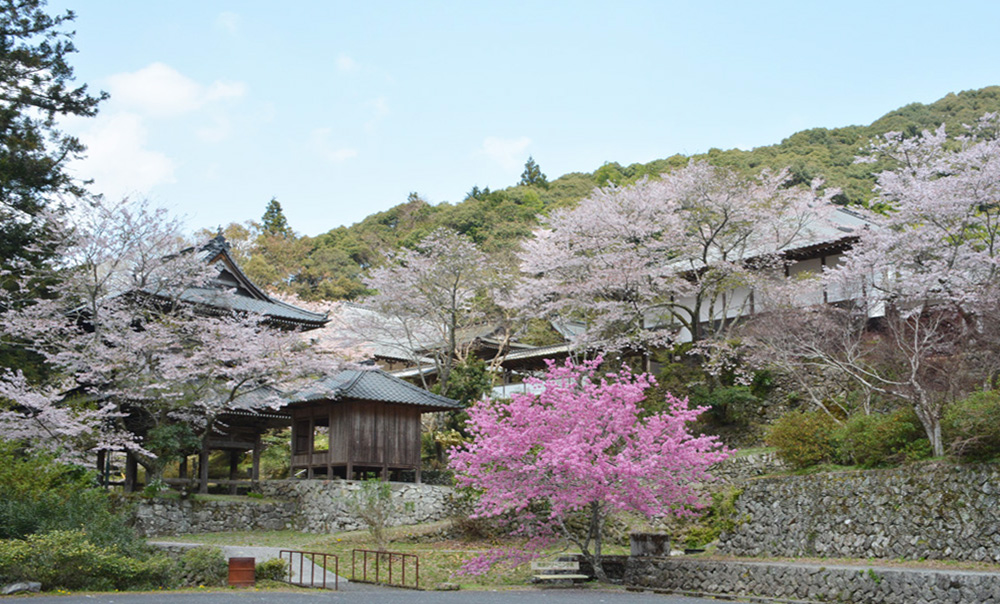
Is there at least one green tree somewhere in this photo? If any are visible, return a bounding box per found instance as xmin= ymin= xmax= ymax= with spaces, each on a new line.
xmin=0 ymin=0 xmax=106 ymax=380
xmin=0 ymin=0 xmax=106 ymax=280
xmin=519 ymin=156 xmax=548 ymax=188
xmin=260 ymin=197 xmax=293 ymax=238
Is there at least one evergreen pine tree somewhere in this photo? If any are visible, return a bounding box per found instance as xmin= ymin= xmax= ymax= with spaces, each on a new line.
xmin=261 ymin=197 xmax=293 ymax=237
xmin=519 ymin=156 xmax=549 ymax=188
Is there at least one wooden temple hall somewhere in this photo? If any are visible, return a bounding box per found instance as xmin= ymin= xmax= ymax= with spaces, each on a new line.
xmin=108 ymin=234 xmax=460 ymax=493
xmin=286 ymin=369 xmax=462 ymax=482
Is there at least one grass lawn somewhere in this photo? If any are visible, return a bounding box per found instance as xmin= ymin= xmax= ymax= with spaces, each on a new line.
xmin=160 ymin=521 xmax=630 ymax=590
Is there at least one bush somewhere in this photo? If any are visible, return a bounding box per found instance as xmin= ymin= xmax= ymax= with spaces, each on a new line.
xmin=836 ymin=408 xmax=929 ymax=468
xmin=255 ymin=557 xmax=288 ymax=582
xmin=944 ymin=390 xmax=1000 ymax=460
xmin=0 ymin=530 xmax=176 ymax=591
xmin=766 ymin=409 xmax=838 ymax=469
xmin=0 ymin=442 xmax=143 ymax=556
xmin=178 ymin=546 xmax=228 ymax=587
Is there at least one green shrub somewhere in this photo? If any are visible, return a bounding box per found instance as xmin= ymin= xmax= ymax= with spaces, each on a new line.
xmin=0 ymin=530 xmax=176 ymax=591
xmin=255 ymin=557 xmax=288 ymax=582
xmin=178 ymin=546 xmax=228 ymax=587
xmin=766 ymin=409 xmax=838 ymax=469
xmin=0 ymin=442 xmax=143 ymax=556
xmin=836 ymin=408 xmax=928 ymax=468
xmin=944 ymin=390 xmax=1000 ymax=460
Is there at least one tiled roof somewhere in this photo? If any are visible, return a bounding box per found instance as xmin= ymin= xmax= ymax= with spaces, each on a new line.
xmin=178 ymin=286 xmax=329 ymax=326
xmin=157 ymin=234 xmax=330 ymax=329
xmin=289 ymin=369 xmax=462 ymax=410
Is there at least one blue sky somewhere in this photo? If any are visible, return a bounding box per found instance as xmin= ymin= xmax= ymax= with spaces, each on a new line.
xmin=52 ymin=0 xmax=1000 ymax=236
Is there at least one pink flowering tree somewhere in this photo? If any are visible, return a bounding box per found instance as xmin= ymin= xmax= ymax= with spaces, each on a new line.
xmin=517 ymin=161 xmax=835 ymax=349
xmin=747 ymin=114 xmax=1000 ymax=456
xmin=449 ymin=357 xmax=729 ymax=582
xmin=359 ymin=228 xmax=506 ymax=395
xmin=0 ymin=198 xmax=340 ymax=473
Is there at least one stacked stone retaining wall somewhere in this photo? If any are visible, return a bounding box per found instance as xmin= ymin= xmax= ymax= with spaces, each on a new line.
xmin=710 ymin=450 xmax=787 ymax=484
xmin=133 ymin=498 xmax=295 ymax=537
xmin=133 ymin=480 xmax=454 ymax=537
xmin=626 ymin=558 xmax=1000 ymax=604
xmin=256 ymin=479 xmax=453 ymax=533
xmin=720 ymin=463 xmax=1000 ymax=562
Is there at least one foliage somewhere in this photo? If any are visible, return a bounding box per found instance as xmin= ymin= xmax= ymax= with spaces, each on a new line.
xmin=749 ymin=112 xmax=1000 ymax=457
xmin=255 ymin=557 xmax=288 ymax=582
xmin=358 ymin=228 xmax=504 ymax=396
xmin=188 ymin=88 xmax=1000 ymax=306
xmin=346 ymin=479 xmax=398 ymax=551
xmin=943 ymin=390 xmax=1000 ymax=460
xmin=261 ymin=197 xmax=293 ymax=238
xmin=0 ymin=529 xmax=175 ymax=591
xmin=0 ymin=441 xmax=143 ymax=555
xmin=178 ymin=546 xmax=228 ymax=587
xmin=516 ymin=160 xmax=836 ymax=349
xmin=519 ymin=156 xmax=548 ymax=188
xmin=0 ymin=0 xmax=106 ymax=288
xmin=0 ymin=197 xmax=340 ymax=466
xmin=836 ymin=408 xmax=928 ymax=468
xmin=679 ymin=487 xmax=743 ymax=548
xmin=434 ymin=357 xmax=491 ymax=406
xmin=450 ymin=357 xmax=728 ymax=581
xmin=766 ymin=410 xmax=838 ymax=469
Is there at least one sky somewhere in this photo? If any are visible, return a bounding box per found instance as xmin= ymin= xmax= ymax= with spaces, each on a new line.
xmin=50 ymin=0 xmax=1000 ymax=237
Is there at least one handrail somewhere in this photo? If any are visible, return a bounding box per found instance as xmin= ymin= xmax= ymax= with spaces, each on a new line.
xmin=279 ymin=549 xmax=339 ymax=590
xmin=351 ymin=548 xmax=420 ymax=589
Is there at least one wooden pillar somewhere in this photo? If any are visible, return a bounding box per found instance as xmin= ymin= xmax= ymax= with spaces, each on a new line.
xmin=124 ymin=452 xmax=138 ymax=493
xmin=199 ymin=438 xmax=210 ymax=494
xmin=179 ymin=456 xmax=188 ymax=479
xmin=415 ymin=465 xmax=421 ymax=484
xmin=251 ymin=434 xmax=261 ymax=485
xmin=229 ymin=450 xmax=239 ymax=495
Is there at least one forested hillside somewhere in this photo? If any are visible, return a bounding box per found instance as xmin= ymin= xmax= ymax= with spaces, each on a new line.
xmin=219 ymin=86 xmax=1000 ymax=301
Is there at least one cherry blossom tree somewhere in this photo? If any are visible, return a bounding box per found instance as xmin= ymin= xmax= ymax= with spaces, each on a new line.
xmin=0 ymin=198 xmax=340 ymax=472
xmin=517 ymin=161 xmax=835 ymax=349
xmin=359 ymin=228 xmax=506 ymax=395
xmin=747 ymin=115 xmax=1000 ymax=456
xmin=450 ymin=357 xmax=728 ymax=581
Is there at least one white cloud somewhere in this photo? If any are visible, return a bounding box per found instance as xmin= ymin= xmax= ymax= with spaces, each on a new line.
xmin=216 ymin=11 xmax=240 ymax=35
xmin=107 ymin=63 xmax=246 ymax=117
xmin=312 ymin=127 xmax=357 ymax=163
xmin=480 ymin=136 xmax=532 ymax=171
xmin=75 ymin=112 xmax=176 ymax=198
xmin=336 ymin=53 xmax=359 ymax=73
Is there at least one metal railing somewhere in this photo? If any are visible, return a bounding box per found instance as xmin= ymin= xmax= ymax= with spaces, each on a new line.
xmin=279 ymin=549 xmax=339 ymax=590
xmin=351 ymin=549 xmax=420 ymax=589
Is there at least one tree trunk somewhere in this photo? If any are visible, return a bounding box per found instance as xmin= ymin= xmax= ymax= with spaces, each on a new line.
xmin=588 ymin=501 xmax=607 ymax=583
xmin=913 ymin=394 xmax=944 ymax=457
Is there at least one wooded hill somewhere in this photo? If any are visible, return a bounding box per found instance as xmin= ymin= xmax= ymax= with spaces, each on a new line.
xmin=225 ymin=86 xmax=1000 ymax=302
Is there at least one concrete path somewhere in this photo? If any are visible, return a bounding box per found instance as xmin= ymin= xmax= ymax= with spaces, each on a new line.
xmin=149 ymin=541 xmax=374 ymax=591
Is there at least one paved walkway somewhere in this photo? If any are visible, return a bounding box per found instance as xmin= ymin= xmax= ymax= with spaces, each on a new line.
xmin=149 ymin=541 xmax=373 ymax=592
xmin=11 ymin=589 xmax=749 ymax=604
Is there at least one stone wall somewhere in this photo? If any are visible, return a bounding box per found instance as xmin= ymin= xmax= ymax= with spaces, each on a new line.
xmin=256 ymin=480 xmax=454 ymax=533
xmin=133 ymin=498 xmax=295 ymax=537
xmin=133 ymin=480 xmax=454 ymax=537
xmin=710 ymin=450 xmax=787 ymax=484
xmin=719 ymin=463 xmax=1000 ymax=562
xmin=625 ymin=558 xmax=1000 ymax=604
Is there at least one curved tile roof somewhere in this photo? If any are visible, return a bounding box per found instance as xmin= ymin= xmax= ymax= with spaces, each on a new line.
xmin=289 ymin=369 xmax=462 ymax=410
